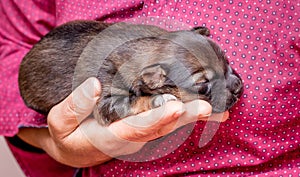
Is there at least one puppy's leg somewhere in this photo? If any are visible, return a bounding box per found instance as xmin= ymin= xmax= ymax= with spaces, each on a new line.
xmin=95 ymin=95 xmax=155 ymax=126
xmin=95 ymin=94 xmax=177 ymax=126
xmin=95 ymin=95 xmax=132 ymax=125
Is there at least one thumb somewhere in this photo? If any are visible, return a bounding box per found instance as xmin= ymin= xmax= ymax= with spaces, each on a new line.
xmin=47 ymin=77 xmax=101 ymax=138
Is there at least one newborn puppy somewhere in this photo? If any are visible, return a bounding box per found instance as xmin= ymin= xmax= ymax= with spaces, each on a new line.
xmin=18 ymin=20 xmax=243 ymax=125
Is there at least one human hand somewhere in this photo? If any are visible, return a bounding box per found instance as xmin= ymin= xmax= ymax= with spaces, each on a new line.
xmin=18 ymin=77 xmax=228 ymax=167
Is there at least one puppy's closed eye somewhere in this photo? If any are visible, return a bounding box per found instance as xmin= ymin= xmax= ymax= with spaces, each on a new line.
xmin=191 ymin=72 xmax=207 ymax=85
xmin=188 ymin=72 xmax=211 ymax=95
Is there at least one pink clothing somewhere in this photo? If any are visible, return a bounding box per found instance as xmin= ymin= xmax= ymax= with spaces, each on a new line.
xmin=0 ymin=0 xmax=299 ymax=176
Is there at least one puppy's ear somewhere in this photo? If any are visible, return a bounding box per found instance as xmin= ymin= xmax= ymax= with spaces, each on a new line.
xmin=191 ymin=26 xmax=210 ymax=36
xmin=141 ymin=65 xmax=167 ymax=89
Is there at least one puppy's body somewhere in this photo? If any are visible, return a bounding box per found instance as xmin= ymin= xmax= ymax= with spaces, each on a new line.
xmin=19 ymin=20 xmax=243 ymax=125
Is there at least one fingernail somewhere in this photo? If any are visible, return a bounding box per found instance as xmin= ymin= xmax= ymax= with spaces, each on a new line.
xmin=85 ymin=77 xmax=101 ymax=97
xmin=203 ymin=113 xmax=212 ymax=117
xmin=198 ymin=103 xmax=212 ymax=117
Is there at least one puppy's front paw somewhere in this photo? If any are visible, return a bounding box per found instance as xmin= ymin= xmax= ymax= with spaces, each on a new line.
xmin=151 ymin=94 xmax=177 ymax=108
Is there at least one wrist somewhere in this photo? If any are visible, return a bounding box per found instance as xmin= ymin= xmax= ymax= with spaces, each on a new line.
xmin=17 ymin=127 xmax=51 ymax=150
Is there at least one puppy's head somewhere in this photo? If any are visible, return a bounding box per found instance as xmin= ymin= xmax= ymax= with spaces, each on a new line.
xmin=139 ymin=27 xmax=243 ymax=113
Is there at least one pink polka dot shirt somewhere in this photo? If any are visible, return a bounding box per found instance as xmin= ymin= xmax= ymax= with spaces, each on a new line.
xmin=0 ymin=0 xmax=299 ymax=176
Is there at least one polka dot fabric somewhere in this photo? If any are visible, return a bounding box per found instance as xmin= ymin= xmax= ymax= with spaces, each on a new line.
xmin=0 ymin=0 xmax=299 ymax=176
xmin=0 ymin=0 xmax=55 ymax=136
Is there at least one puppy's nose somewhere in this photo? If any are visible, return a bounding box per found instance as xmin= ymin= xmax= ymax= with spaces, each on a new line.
xmin=227 ymin=74 xmax=243 ymax=98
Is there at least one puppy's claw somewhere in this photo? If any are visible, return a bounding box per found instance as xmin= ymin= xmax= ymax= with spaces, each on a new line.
xmin=151 ymin=94 xmax=177 ymax=108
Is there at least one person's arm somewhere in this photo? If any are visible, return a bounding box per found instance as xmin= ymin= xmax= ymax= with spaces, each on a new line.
xmin=17 ymin=77 xmax=227 ymax=168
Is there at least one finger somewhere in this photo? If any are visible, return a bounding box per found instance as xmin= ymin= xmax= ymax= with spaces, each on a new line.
xmin=174 ymin=100 xmax=212 ymax=128
xmin=127 ymin=100 xmax=185 ymax=127
xmin=109 ymin=100 xmax=212 ymax=142
xmin=48 ymin=77 xmax=101 ymax=137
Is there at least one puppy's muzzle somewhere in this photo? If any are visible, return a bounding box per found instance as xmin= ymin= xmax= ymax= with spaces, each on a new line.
xmin=225 ymin=74 xmax=243 ymax=109
xmin=210 ymin=72 xmax=243 ymax=113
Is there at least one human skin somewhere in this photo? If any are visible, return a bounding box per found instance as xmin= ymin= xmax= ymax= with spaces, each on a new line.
xmin=17 ymin=77 xmax=228 ymax=168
